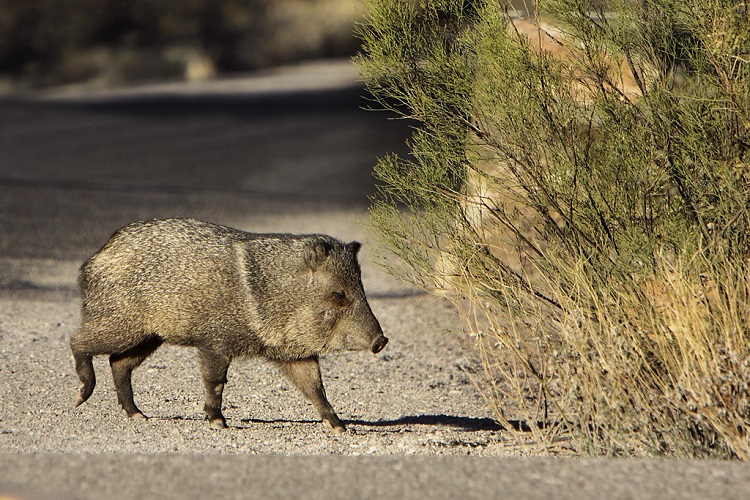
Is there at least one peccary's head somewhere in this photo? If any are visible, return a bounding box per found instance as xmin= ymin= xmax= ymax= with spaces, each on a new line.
xmin=303 ymin=238 xmax=388 ymax=355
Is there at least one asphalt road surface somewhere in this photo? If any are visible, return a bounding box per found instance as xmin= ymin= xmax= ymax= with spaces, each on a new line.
xmin=1 ymin=61 xmax=749 ymax=499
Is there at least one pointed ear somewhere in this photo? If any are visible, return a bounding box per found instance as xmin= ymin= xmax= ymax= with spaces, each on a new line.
xmin=348 ymin=241 xmax=362 ymax=255
xmin=305 ymin=239 xmax=332 ymax=271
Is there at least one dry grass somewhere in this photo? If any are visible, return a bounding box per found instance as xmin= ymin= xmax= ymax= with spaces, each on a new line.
xmin=437 ymin=215 xmax=750 ymax=458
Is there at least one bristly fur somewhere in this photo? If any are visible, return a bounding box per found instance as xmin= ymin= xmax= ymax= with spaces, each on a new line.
xmin=70 ymin=218 xmax=387 ymax=432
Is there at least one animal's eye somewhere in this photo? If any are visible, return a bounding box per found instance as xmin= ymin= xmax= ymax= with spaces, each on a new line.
xmin=330 ymin=291 xmax=348 ymax=306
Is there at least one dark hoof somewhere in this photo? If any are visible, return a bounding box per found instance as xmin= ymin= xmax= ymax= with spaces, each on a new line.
xmin=325 ymin=417 xmax=346 ymax=434
xmin=209 ymin=417 xmax=228 ymax=429
xmin=371 ymin=335 xmax=389 ymax=354
xmin=126 ymin=410 xmax=147 ymax=420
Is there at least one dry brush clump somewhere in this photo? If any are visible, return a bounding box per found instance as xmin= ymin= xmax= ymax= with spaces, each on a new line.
xmin=357 ymin=0 xmax=750 ymax=458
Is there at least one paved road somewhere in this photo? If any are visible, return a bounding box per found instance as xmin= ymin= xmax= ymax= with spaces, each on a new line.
xmin=2 ymin=454 xmax=749 ymax=500
xmin=0 ymin=61 xmax=411 ymax=263
xmin=1 ymin=61 xmax=749 ymax=499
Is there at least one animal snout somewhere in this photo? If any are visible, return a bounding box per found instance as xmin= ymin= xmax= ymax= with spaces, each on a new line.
xmin=371 ymin=335 xmax=389 ymax=354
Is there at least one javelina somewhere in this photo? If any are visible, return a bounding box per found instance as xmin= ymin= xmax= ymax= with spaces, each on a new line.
xmin=70 ymin=218 xmax=387 ymax=432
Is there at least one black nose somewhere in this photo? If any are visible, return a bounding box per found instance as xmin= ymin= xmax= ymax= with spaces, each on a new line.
xmin=371 ymin=335 xmax=388 ymax=354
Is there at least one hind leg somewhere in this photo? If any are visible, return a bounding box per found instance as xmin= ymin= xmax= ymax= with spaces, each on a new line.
xmin=109 ymin=337 xmax=163 ymax=418
xmin=72 ymin=351 xmax=96 ymax=406
xmin=70 ymin=329 xmax=98 ymax=407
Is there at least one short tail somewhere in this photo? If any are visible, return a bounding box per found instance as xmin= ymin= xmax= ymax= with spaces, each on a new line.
xmin=73 ymin=351 xmax=96 ymax=406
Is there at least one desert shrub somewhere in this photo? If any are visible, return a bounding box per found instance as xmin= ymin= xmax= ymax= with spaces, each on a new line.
xmin=356 ymin=0 xmax=750 ymax=458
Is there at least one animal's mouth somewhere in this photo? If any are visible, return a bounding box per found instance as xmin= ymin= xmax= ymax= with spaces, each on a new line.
xmin=371 ymin=335 xmax=389 ymax=354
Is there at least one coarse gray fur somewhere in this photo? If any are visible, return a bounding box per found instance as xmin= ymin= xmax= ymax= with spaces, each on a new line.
xmin=70 ymin=218 xmax=388 ymax=432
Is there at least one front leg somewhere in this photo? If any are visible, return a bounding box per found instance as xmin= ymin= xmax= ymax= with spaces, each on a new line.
xmin=198 ymin=348 xmax=230 ymax=429
xmin=279 ymin=356 xmax=345 ymax=433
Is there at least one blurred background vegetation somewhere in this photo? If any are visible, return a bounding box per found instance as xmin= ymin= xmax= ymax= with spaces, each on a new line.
xmin=0 ymin=0 xmax=365 ymax=89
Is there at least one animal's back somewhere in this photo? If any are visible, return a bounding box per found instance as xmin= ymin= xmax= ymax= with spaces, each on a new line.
xmin=79 ymin=218 xmax=251 ymax=343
